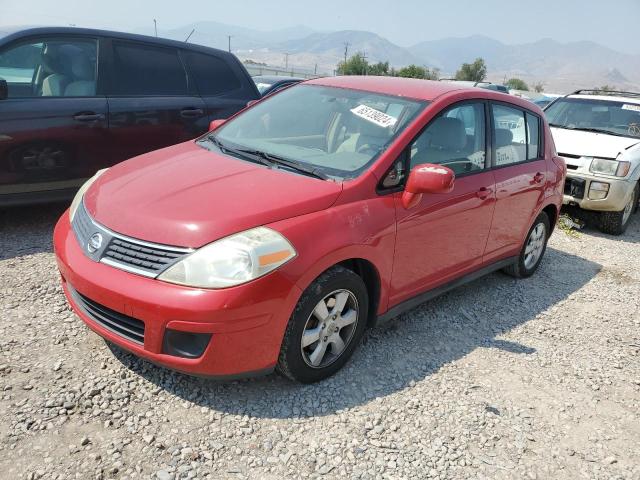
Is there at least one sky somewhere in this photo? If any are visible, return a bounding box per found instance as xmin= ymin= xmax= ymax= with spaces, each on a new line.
xmin=1 ymin=0 xmax=639 ymax=54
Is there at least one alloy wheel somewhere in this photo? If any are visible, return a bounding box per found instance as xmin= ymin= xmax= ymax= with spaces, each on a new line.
xmin=300 ymin=289 xmax=359 ymax=368
xmin=524 ymin=222 xmax=546 ymax=270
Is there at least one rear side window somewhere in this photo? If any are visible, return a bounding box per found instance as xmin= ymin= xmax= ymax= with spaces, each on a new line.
xmin=110 ymin=41 xmax=188 ymax=96
xmin=526 ymin=112 xmax=541 ymax=159
xmin=492 ymin=104 xmax=527 ymax=165
xmin=183 ymin=51 xmax=241 ymax=96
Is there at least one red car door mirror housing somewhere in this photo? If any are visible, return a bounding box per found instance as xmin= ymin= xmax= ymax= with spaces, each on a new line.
xmin=402 ymin=163 xmax=455 ymax=209
xmin=209 ymin=118 xmax=227 ymax=131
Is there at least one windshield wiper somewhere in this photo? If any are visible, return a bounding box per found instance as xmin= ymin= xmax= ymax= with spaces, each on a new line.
xmin=568 ymin=127 xmax=629 ymax=137
xmin=548 ymin=124 xmax=628 ymax=138
xmin=207 ymin=136 xmax=272 ymax=167
xmin=234 ymin=148 xmax=329 ymax=180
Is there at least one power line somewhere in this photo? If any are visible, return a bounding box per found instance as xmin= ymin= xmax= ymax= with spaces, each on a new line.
xmin=184 ymin=28 xmax=195 ymax=43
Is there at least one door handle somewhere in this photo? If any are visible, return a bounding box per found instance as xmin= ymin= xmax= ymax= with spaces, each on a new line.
xmin=477 ymin=187 xmax=492 ymax=200
xmin=73 ymin=112 xmax=104 ymax=122
xmin=533 ymin=172 xmax=545 ymax=184
xmin=180 ymin=108 xmax=204 ymax=118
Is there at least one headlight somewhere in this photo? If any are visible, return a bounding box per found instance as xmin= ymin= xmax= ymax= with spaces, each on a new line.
xmin=589 ymin=158 xmax=630 ymax=177
xmin=158 ymin=227 xmax=296 ymax=288
xmin=69 ymin=168 xmax=108 ymax=221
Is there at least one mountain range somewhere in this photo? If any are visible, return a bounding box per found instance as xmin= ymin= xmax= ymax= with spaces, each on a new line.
xmin=144 ymin=22 xmax=640 ymax=93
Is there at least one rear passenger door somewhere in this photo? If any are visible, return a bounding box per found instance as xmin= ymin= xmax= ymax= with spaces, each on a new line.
xmin=104 ymin=39 xmax=207 ymax=161
xmin=483 ymin=103 xmax=547 ymax=262
xmin=182 ymin=50 xmax=258 ymax=123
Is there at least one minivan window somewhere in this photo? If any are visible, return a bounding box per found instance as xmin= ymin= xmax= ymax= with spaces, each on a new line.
xmin=111 ymin=42 xmax=188 ymax=96
xmin=208 ymin=85 xmax=425 ymax=179
xmin=0 ymin=38 xmax=97 ymax=97
xmin=183 ymin=51 xmax=241 ymax=96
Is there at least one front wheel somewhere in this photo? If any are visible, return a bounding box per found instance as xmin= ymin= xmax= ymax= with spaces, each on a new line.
xmin=599 ymin=184 xmax=638 ymax=235
xmin=276 ymin=266 xmax=368 ymax=383
xmin=503 ymin=212 xmax=550 ymax=278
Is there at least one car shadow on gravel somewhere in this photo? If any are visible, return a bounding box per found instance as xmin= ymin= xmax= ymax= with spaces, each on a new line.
xmin=0 ymin=203 xmax=67 ymax=260
xmin=109 ymin=245 xmax=601 ymax=419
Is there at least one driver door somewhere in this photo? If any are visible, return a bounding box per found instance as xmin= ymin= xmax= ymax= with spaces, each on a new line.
xmin=390 ymin=101 xmax=496 ymax=306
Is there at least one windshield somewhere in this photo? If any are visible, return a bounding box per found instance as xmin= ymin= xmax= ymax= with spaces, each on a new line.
xmin=545 ymin=97 xmax=640 ymax=139
xmin=206 ymin=84 xmax=426 ymax=179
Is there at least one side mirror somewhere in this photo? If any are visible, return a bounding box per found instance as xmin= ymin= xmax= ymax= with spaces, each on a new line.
xmin=0 ymin=79 xmax=7 ymax=100
xmin=208 ymin=118 xmax=226 ymax=131
xmin=401 ymin=163 xmax=455 ymax=209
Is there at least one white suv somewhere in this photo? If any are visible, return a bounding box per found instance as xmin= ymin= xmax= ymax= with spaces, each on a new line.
xmin=545 ymin=90 xmax=640 ymax=234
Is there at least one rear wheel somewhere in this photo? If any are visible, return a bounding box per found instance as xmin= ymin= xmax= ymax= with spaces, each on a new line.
xmin=599 ymin=184 xmax=638 ymax=235
xmin=503 ymin=212 xmax=550 ymax=278
xmin=276 ymin=266 xmax=368 ymax=383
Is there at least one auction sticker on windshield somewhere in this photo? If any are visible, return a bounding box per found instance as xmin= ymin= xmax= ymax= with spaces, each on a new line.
xmin=351 ymin=105 xmax=398 ymax=128
xmin=622 ymin=104 xmax=640 ymax=112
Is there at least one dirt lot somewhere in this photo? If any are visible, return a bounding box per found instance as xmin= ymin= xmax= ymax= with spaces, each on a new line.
xmin=1 ymin=205 xmax=639 ymax=480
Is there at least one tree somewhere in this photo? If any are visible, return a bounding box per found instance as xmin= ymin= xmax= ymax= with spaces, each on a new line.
xmin=337 ymin=53 xmax=369 ymax=75
xmin=505 ymin=78 xmax=529 ymax=91
xmin=533 ymin=82 xmax=544 ymax=93
xmin=368 ymin=61 xmax=390 ymax=76
xmin=397 ymin=65 xmax=440 ymax=80
xmin=454 ymin=58 xmax=487 ymax=82
xmin=595 ymin=85 xmax=617 ymax=93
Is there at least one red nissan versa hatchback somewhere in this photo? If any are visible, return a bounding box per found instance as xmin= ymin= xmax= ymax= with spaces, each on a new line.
xmin=54 ymin=77 xmax=565 ymax=383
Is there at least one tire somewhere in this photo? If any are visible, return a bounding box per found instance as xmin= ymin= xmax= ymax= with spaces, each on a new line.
xmin=276 ymin=266 xmax=368 ymax=383
xmin=599 ymin=184 xmax=638 ymax=236
xmin=503 ymin=212 xmax=551 ymax=278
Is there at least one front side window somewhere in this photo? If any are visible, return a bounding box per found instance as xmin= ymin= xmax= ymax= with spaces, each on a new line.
xmin=409 ymin=102 xmax=486 ymax=175
xmin=111 ymin=42 xmax=187 ymax=96
xmin=493 ymin=104 xmax=527 ymax=166
xmin=207 ymin=85 xmax=425 ymax=179
xmin=0 ymin=38 xmax=97 ymax=98
xmin=545 ymin=97 xmax=640 ymax=139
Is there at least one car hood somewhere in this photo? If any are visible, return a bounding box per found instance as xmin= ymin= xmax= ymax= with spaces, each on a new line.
xmin=84 ymin=141 xmax=343 ymax=247
xmin=551 ymin=127 xmax=640 ymax=159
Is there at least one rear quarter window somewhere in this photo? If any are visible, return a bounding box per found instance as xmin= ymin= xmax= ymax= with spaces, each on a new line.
xmin=183 ymin=51 xmax=241 ymax=96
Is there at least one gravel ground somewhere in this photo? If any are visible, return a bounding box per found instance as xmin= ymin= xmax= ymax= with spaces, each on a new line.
xmin=1 ymin=205 xmax=639 ymax=480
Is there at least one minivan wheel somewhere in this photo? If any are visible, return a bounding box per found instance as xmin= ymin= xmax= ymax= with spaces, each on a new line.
xmin=503 ymin=212 xmax=550 ymax=278
xmin=599 ymin=184 xmax=638 ymax=236
xmin=276 ymin=266 xmax=368 ymax=383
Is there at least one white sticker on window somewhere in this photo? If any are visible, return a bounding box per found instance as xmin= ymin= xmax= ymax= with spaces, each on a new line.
xmin=350 ymin=105 xmax=397 ymax=128
xmin=621 ymin=104 xmax=640 ymax=112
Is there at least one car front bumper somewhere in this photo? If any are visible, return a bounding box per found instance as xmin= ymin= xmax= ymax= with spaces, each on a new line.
xmin=53 ymin=210 xmax=302 ymax=378
xmin=562 ymin=173 xmax=635 ymax=212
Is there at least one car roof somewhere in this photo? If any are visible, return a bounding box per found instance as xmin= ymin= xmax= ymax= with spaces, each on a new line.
xmin=568 ymin=93 xmax=640 ymax=105
xmin=0 ymin=26 xmax=235 ymax=59
xmin=306 ymin=76 xmax=540 ymax=110
xmin=253 ymin=75 xmax=304 ymax=83
xmin=307 ymin=76 xmax=471 ymax=101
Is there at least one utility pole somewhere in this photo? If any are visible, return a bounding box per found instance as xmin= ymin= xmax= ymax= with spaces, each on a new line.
xmin=153 ymin=19 xmax=158 ymax=37
xmin=284 ymin=52 xmax=289 ymax=70
xmin=343 ymin=42 xmax=350 ymax=64
xmin=362 ymin=51 xmax=368 ymax=76
xmin=227 ymin=35 xmax=232 ymax=53
xmin=314 ymin=63 xmax=317 ymax=75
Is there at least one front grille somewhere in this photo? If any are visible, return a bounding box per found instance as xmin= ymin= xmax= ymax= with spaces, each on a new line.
xmin=68 ymin=285 xmax=145 ymax=345
xmin=103 ymin=237 xmax=186 ymax=274
xmin=71 ymin=201 xmax=191 ymax=278
xmin=564 ymin=177 xmax=586 ymax=199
